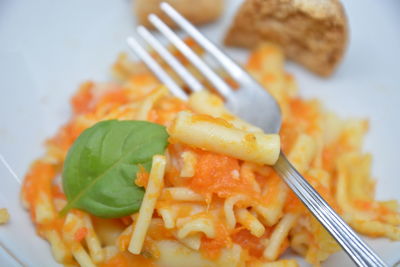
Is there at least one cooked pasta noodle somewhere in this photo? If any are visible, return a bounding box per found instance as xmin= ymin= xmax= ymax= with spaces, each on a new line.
xmin=129 ymin=155 xmax=166 ymax=254
xmin=236 ymin=208 xmax=265 ymax=237
xmin=224 ymin=194 xmax=249 ymax=230
xmin=264 ymin=213 xmax=298 ymax=260
xmin=162 ymin=187 xmax=204 ymax=202
xmin=177 ymin=216 xmax=216 ymax=239
xmin=168 ymin=111 xmax=280 ymax=165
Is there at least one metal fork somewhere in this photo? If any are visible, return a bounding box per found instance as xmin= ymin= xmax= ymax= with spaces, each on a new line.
xmin=126 ymin=3 xmax=387 ymax=267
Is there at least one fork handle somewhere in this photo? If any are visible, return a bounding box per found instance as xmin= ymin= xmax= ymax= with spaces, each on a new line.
xmin=273 ymin=152 xmax=387 ymax=267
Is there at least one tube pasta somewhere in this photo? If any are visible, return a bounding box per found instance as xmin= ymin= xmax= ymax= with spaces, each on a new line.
xmin=180 ymin=151 xmax=197 ymax=177
xmin=158 ymin=208 xmax=177 ymax=229
xmin=0 ymin=208 xmax=9 ymax=224
xmin=290 ymin=232 xmax=309 ymax=256
xmin=70 ymin=243 xmax=96 ymax=267
xmin=288 ymin=134 xmax=316 ymax=173
xmin=264 ymin=213 xmax=298 ymax=260
xmin=129 ymin=155 xmax=166 ymax=254
xmin=135 ymin=86 xmax=168 ymax=120
xmin=240 ymin=162 xmax=261 ymax=193
xmin=43 ymin=229 xmax=72 ymax=263
xmin=177 ymin=216 xmax=216 ymax=239
xmin=82 ymin=214 xmax=104 ymax=263
xmin=63 ymin=212 xmax=85 ymax=242
xmin=103 ymin=246 xmax=118 ymax=261
xmin=35 ymin=192 xmax=55 ymax=224
xmin=349 ymin=220 xmax=400 ymax=240
xmin=159 ymin=203 xmax=206 ymax=230
xmin=168 ymin=111 xmax=280 ymax=165
xmin=336 ymin=153 xmax=400 ymax=240
xmin=306 ymin=168 xmax=331 ymax=189
xmin=162 ymin=187 xmax=204 ymax=202
xmin=254 ymin=181 xmax=288 ymax=226
xmin=236 ymin=208 xmax=265 ymax=237
xmin=188 ymin=90 xmax=263 ymax=133
xmin=62 ymin=213 xmax=96 ymax=267
xmin=224 ymin=194 xmax=248 ymax=230
xmin=175 ymin=232 xmax=202 ymax=250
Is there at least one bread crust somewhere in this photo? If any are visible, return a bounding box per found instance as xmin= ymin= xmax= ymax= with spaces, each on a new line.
xmin=224 ymin=0 xmax=348 ymax=77
xmin=135 ymin=0 xmax=224 ymax=28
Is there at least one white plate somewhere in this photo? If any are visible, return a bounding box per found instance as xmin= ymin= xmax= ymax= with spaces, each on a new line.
xmin=0 ymin=0 xmax=399 ymax=266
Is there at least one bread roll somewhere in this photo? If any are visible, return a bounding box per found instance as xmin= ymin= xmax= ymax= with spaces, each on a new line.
xmin=225 ymin=0 xmax=348 ymax=77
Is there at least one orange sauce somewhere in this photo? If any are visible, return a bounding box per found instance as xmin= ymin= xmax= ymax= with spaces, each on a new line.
xmin=231 ymin=228 xmax=268 ymax=258
xmin=93 ymin=88 xmax=129 ymax=112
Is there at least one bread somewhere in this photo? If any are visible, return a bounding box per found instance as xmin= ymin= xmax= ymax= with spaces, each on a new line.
xmin=224 ymin=0 xmax=348 ymax=77
xmin=135 ymin=0 xmax=224 ymax=28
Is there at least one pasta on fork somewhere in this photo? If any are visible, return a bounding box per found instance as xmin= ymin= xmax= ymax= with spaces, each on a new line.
xmin=21 ymin=42 xmax=399 ymax=267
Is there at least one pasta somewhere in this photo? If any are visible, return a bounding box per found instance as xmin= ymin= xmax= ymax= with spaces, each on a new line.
xmin=0 ymin=208 xmax=10 ymax=224
xmin=129 ymin=155 xmax=166 ymax=254
xmin=20 ymin=42 xmax=399 ymax=267
xmin=168 ymin=111 xmax=280 ymax=165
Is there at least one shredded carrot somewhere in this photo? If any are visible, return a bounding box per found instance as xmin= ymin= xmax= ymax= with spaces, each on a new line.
xmin=261 ymin=173 xmax=282 ymax=204
xmin=262 ymin=73 xmax=277 ymax=83
xmin=71 ymin=81 xmax=94 ymax=114
xmin=246 ymin=45 xmax=279 ymax=70
xmin=135 ymin=165 xmax=150 ymax=188
xmin=94 ymin=89 xmax=129 ymax=110
xmin=189 ymin=150 xmax=255 ymax=198
xmin=289 ymin=98 xmax=320 ymax=136
xmin=146 ymin=220 xmax=174 ymax=241
xmin=52 ymin=184 xmax=66 ymax=200
xmin=74 ymin=227 xmax=88 ymax=242
xmin=284 ymin=191 xmax=305 ymax=214
xmin=277 ymin=237 xmax=290 ymax=255
xmin=200 ymin=222 xmax=231 ymax=259
xmin=120 ymin=216 xmax=133 ymax=226
xmin=22 ymin=161 xmax=58 ymax=221
xmin=232 ymin=228 xmax=269 ymax=258
xmin=148 ymin=97 xmax=188 ymax=125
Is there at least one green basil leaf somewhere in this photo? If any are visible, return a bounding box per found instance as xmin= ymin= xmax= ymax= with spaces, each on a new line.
xmin=61 ymin=120 xmax=168 ymax=218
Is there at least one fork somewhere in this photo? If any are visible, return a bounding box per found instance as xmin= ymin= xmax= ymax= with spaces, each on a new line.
xmin=126 ymin=3 xmax=387 ymax=267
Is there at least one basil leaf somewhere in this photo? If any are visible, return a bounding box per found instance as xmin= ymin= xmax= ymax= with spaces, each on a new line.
xmin=61 ymin=120 xmax=168 ymax=218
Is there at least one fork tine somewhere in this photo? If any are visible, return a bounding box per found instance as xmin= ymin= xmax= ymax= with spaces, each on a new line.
xmin=160 ymin=2 xmax=251 ymax=82
xmin=148 ymin=14 xmax=233 ymax=99
xmin=137 ymin=26 xmax=203 ymax=93
xmin=126 ymin=36 xmax=187 ymax=100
